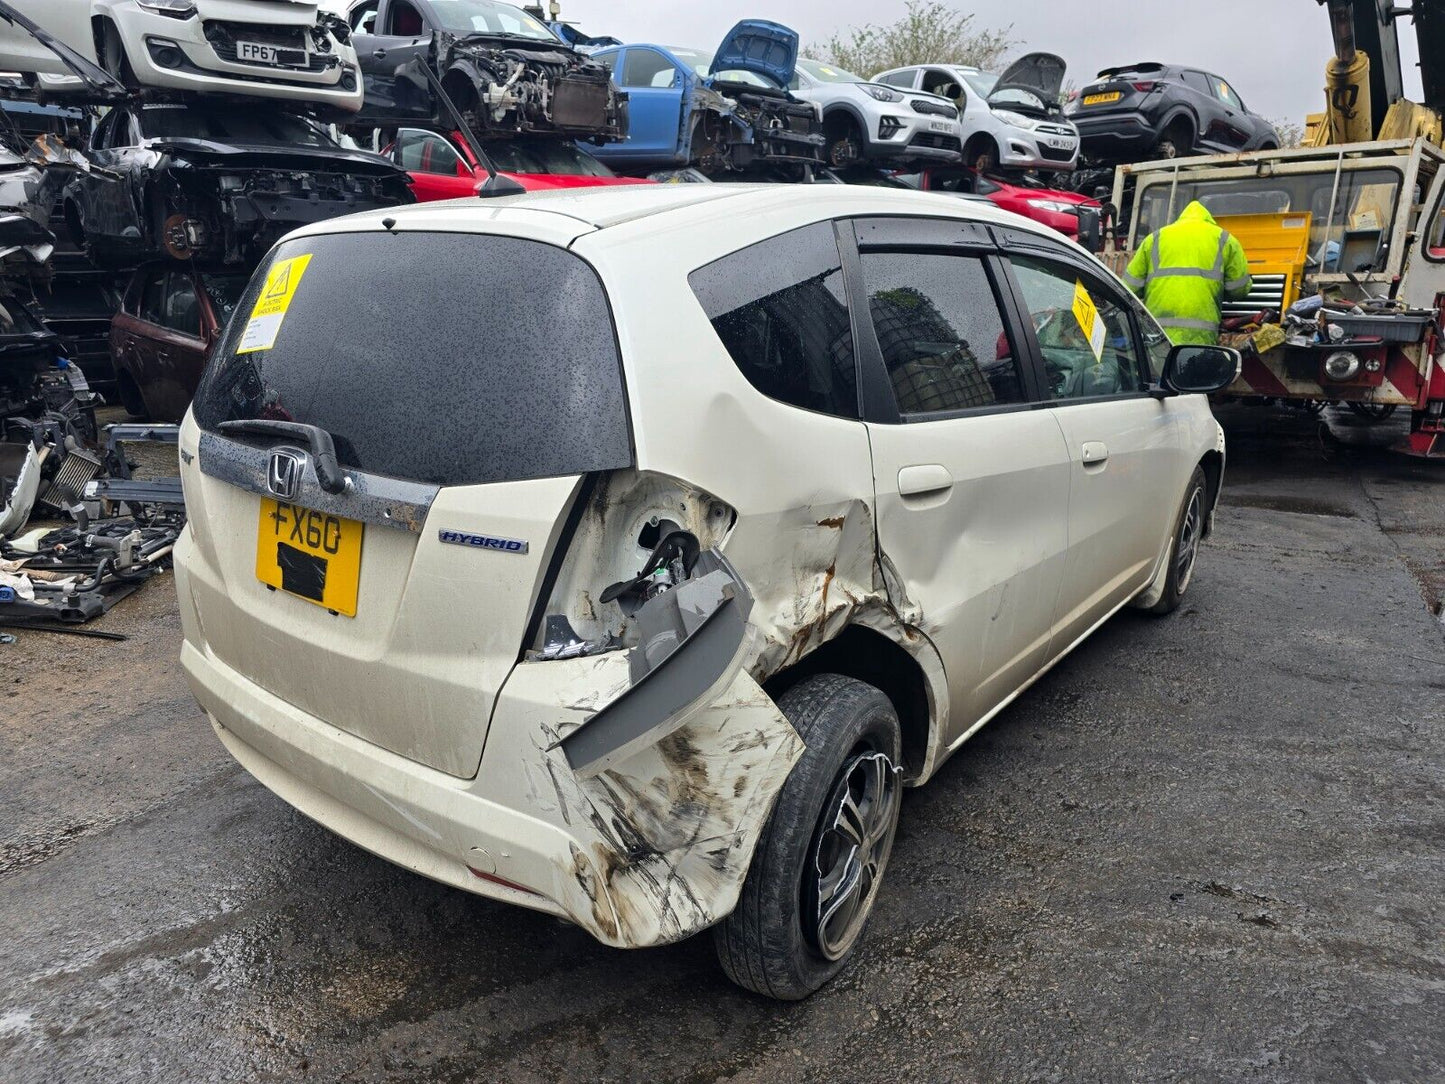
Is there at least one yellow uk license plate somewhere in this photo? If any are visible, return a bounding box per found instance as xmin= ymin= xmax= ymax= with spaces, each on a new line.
xmin=1083 ymin=91 xmax=1122 ymax=105
xmin=256 ymin=498 xmax=363 ymax=617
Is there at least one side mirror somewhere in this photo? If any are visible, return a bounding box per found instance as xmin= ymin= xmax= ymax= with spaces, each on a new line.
xmin=1162 ymin=344 xmax=1241 ymax=395
xmin=1076 ymin=205 xmax=1103 ymax=253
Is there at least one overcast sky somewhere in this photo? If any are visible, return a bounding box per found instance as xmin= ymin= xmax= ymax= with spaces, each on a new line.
xmin=555 ymin=0 xmax=1425 ymax=125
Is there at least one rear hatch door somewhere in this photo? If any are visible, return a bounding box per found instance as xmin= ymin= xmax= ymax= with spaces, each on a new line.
xmin=185 ymin=222 xmax=633 ymax=779
xmin=1075 ymin=64 xmax=1165 ymax=113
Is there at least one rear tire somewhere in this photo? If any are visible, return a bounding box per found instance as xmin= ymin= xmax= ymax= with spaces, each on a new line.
xmin=714 ymin=674 xmax=902 ymax=1000
xmin=1149 ymin=466 xmax=1208 ymax=616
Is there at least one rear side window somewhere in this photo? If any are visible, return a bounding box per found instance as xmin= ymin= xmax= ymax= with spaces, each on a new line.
xmin=193 ymin=231 xmax=633 ymax=487
xmin=857 ymin=251 xmax=1027 ymax=414
xmin=689 ymin=222 xmax=858 ymax=419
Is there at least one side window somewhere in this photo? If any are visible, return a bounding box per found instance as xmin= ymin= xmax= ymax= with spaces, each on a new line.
xmin=163 ymin=273 xmax=202 ymax=338
xmin=103 ymin=110 xmax=136 ymax=149
xmin=396 ymin=129 xmax=461 ymax=174
xmin=1181 ymin=71 xmax=1214 ymax=97
xmin=140 ymin=270 xmax=167 ymax=326
xmin=921 ymin=68 xmax=963 ymax=103
xmin=1009 ymin=255 xmax=1146 ymax=400
xmin=858 ymin=251 xmax=1027 ymax=415
xmin=876 ymin=70 xmax=917 ymax=89
xmin=90 ymin=110 xmax=116 ymax=150
xmin=688 ymin=222 xmax=857 ymax=419
xmin=349 ymin=0 xmax=378 ymax=31
xmin=1214 ymin=77 xmax=1245 ymax=110
xmin=621 ymin=49 xmax=678 ymax=89
xmin=386 ymin=0 xmax=426 ymax=35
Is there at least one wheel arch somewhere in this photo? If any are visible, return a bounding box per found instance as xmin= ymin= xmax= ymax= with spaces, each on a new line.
xmin=822 ymin=102 xmax=867 ymax=135
xmin=762 ymin=623 xmax=942 ymax=784
xmin=1199 ymin=447 xmax=1224 ymax=537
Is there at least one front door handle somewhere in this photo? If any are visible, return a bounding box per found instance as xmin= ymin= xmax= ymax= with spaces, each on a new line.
xmin=898 ymin=463 xmax=954 ymax=498
xmin=1081 ymin=441 xmax=1109 ymax=465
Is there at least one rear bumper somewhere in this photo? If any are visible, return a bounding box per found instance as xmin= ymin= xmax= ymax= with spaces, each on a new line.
xmin=177 ymin=557 xmax=803 ymax=948
xmin=1073 ymin=113 xmax=1160 ymax=157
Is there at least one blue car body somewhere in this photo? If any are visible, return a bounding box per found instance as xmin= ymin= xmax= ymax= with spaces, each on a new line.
xmin=587 ymin=20 xmax=823 ymax=175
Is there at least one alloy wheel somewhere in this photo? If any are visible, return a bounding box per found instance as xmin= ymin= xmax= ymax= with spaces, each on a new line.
xmin=1175 ymin=487 xmax=1204 ymax=592
xmin=804 ymin=749 xmax=901 ymax=961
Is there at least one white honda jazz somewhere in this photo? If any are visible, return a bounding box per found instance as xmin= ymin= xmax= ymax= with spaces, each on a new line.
xmin=174 ymin=183 xmax=1236 ymax=999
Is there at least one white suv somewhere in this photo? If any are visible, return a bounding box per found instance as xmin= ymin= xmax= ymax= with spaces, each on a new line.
xmin=787 ymin=57 xmax=964 ymax=168
xmin=175 ymin=184 xmax=1237 ymax=999
xmin=2 ymin=0 xmax=363 ymax=114
xmin=876 ymin=53 xmax=1080 ymax=173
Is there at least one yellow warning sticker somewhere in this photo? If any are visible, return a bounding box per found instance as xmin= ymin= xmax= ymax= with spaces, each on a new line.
xmin=237 ymin=253 xmax=313 ymax=354
xmin=1072 ymin=279 xmax=1106 ymax=363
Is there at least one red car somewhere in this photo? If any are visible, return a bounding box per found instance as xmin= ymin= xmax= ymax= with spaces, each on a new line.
xmin=388 ymin=129 xmax=651 ymax=199
xmin=902 ymin=166 xmax=1101 ymax=238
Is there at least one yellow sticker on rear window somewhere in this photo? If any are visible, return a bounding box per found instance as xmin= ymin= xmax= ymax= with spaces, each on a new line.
xmin=237 ymin=253 xmax=313 ymax=354
xmin=1072 ymin=280 xmax=1106 ymax=362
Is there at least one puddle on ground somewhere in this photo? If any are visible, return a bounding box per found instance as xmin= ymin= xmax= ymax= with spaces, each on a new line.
xmin=1219 ymin=494 xmax=1358 ymax=518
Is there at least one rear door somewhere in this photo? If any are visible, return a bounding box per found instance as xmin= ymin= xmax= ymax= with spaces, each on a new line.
xmin=184 ymin=225 xmax=632 ymax=779
xmin=1181 ymin=70 xmax=1229 ymax=150
xmin=849 ymin=217 xmax=1072 ymax=743
xmin=995 ymin=229 xmax=1187 ymax=656
xmin=149 ymin=270 xmax=210 ymax=423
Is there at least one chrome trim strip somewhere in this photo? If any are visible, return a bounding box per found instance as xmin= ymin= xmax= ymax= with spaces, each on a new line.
xmin=198 ymin=430 xmax=437 ymax=533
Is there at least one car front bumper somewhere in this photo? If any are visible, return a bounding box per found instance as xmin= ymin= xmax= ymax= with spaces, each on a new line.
xmin=176 ymin=549 xmax=803 ymax=949
xmin=997 ymin=127 xmax=1079 ymax=171
xmin=866 ymin=111 xmax=964 ymax=163
xmin=117 ymin=8 xmax=362 ymax=111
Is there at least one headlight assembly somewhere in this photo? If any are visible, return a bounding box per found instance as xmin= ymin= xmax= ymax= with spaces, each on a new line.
xmin=862 ymin=84 xmax=904 ymax=103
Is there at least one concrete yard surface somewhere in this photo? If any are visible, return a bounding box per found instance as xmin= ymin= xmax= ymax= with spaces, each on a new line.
xmin=2 ymin=405 xmax=1443 ymax=1083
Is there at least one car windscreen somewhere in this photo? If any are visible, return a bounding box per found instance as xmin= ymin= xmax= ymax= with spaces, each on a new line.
xmin=485 ymin=139 xmax=614 ymax=176
xmin=139 ymin=106 xmax=333 ymax=147
xmin=192 ymin=231 xmax=633 ymax=487
xmin=428 ymin=0 xmax=555 ymax=39
xmin=961 ymin=71 xmax=997 ymax=96
xmin=671 ymin=48 xmax=775 ymax=88
xmin=795 ymin=58 xmax=862 ymax=83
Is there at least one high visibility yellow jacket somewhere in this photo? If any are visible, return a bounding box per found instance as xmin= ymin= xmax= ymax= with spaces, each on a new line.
xmin=1124 ymin=201 xmax=1252 ymax=346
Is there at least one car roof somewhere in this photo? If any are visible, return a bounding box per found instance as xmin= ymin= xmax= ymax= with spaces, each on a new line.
xmin=286 ymin=183 xmax=1073 ymax=251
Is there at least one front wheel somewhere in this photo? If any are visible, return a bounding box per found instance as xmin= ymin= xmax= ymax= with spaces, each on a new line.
xmin=714 ymin=674 xmax=902 ymax=1000
xmin=1149 ymin=465 xmax=1209 ymax=615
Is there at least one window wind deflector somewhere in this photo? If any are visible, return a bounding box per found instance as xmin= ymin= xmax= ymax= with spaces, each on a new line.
xmin=217 ymin=419 xmax=347 ymax=494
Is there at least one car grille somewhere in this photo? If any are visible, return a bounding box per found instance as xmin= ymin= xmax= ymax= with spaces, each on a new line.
xmin=1037 ymin=123 xmax=1076 ymax=137
xmin=203 ymin=21 xmax=327 ymax=70
xmin=1222 ymin=273 xmax=1287 ymax=318
xmin=1039 ymin=143 xmax=1076 ymax=162
xmin=908 ymin=132 xmax=962 ymax=152
xmin=910 ymin=99 xmax=958 ymax=119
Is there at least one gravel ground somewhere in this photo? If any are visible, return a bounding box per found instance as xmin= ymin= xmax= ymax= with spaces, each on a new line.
xmin=1 ymin=404 xmax=1442 ymax=1084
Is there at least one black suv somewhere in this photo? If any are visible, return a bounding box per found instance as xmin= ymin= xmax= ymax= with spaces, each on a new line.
xmin=1066 ymin=62 xmax=1279 ymax=163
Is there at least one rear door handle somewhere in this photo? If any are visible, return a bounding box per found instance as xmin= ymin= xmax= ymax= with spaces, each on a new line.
xmin=898 ymin=463 xmax=954 ymax=498
xmin=1081 ymin=441 xmax=1109 ymax=465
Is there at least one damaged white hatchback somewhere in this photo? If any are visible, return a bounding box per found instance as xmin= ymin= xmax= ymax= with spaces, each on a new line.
xmin=175 ymin=184 xmax=1238 ymax=999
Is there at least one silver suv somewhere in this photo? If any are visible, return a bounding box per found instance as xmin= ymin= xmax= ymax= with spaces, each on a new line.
xmin=789 ymin=57 xmax=964 ymax=168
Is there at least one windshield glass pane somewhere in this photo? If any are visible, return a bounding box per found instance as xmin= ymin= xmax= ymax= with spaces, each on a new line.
xmin=1134 ymin=167 xmax=1404 ymax=272
xmin=193 ymin=232 xmax=633 ymax=487
xmin=424 ymin=0 xmax=554 ymax=39
xmin=961 ymin=71 xmax=997 ymax=96
xmin=670 ymin=48 xmax=773 ymax=87
xmin=796 ymin=59 xmax=861 ymax=83
xmin=485 ymin=139 xmax=614 ymax=176
xmin=139 ymin=106 xmax=332 ymax=146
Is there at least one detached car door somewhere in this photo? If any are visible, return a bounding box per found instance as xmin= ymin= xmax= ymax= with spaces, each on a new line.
xmin=606 ymin=47 xmax=686 ymax=164
xmin=848 ymin=217 xmax=1072 ymax=742
xmin=995 ymin=228 xmax=1187 ymax=656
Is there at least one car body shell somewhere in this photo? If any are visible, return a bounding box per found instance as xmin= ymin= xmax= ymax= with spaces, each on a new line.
xmin=347 ymin=0 xmax=627 ymax=143
xmin=875 ymin=59 xmax=1081 ymax=172
xmin=788 ymin=59 xmax=964 ymax=168
xmin=108 ymin=261 xmax=245 ymax=422
xmin=1067 ymin=63 xmax=1279 ymax=163
xmin=906 ymin=165 xmax=1101 ymax=238
xmin=1 ymin=0 xmax=363 ymax=114
xmin=387 ymin=128 xmax=650 ymax=198
xmin=62 ymin=102 xmax=413 ymax=266
xmin=175 ymin=183 xmax=1226 ymax=952
xmin=586 ymin=32 xmax=824 ymax=174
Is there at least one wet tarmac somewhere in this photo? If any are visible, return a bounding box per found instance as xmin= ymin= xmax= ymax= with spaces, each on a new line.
xmin=2 ymin=404 xmax=1443 ymax=1083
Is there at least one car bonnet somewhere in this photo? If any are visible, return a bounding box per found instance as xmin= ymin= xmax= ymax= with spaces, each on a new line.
xmin=709 ymin=19 xmax=799 ymax=87
xmin=988 ymin=51 xmax=1067 ymax=107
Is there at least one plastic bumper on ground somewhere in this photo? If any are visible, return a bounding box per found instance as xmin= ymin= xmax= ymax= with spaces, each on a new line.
xmin=121 ymin=10 xmax=362 ymax=111
xmin=176 ymin=556 xmax=803 ymax=948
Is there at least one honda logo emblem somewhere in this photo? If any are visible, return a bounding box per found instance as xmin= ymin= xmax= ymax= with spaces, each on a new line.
xmin=267 ymin=450 xmax=302 ymax=500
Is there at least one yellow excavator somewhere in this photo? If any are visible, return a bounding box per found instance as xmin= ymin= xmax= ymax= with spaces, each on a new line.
xmin=1309 ymin=0 xmax=1444 ymax=144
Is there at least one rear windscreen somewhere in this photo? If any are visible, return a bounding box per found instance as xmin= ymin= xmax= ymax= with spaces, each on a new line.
xmin=192 ymin=230 xmax=633 ymax=487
